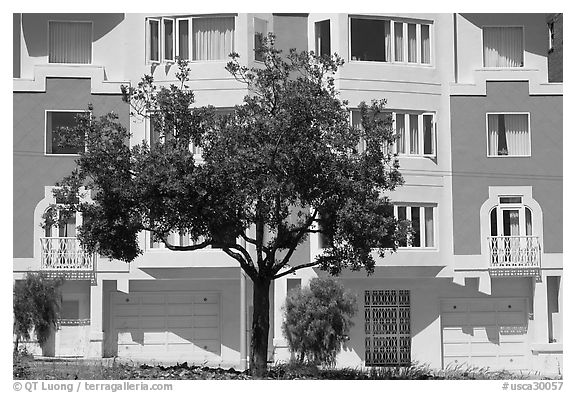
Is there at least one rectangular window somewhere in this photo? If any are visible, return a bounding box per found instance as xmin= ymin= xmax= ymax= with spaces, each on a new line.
xmin=395 ymin=112 xmax=436 ymax=157
xmin=163 ymin=18 xmax=175 ymax=62
xmin=48 ymin=21 xmax=92 ymax=64
xmin=147 ymin=18 xmax=160 ymax=63
xmin=365 ymin=289 xmax=411 ymax=366
xmin=487 ymin=113 xmax=530 ymax=157
xmin=315 ymin=20 xmax=331 ymax=57
xmin=350 ymin=17 xmax=431 ymax=65
xmin=407 ymin=23 xmax=417 ymax=63
xmin=45 ymin=111 xmax=85 ymax=155
xmin=483 ymin=26 xmax=524 ymax=67
xmin=420 ymin=24 xmax=431 ymax=64
xmin=287 ymin=278 xmax=302 ymax=295
xmin=61 ymin=300 xmax=80 ymax=320
xmin=395 ymin=205 xmax=435 ymax=248
xmin=177 ymin=18 xmax=190 ymax=60
xmin=192 ymin=17 xmax=235 ymax=61
xmin=254 ymin=18 xmax=268 ymax=62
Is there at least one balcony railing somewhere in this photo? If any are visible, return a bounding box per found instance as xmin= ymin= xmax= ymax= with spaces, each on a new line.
xmin=40 ymin=237 xmax=95 ymax=271
xmin=488 ymin=235 xmax=541 ymax=277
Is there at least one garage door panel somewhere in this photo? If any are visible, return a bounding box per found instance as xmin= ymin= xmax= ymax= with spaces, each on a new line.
xmin=166 ymin=294 xmax=195 ymax=304
xmin=468 ymin=301 xmax=496 ymax=312
xmin=140 ymin=295 xmax=165 ymax=305
xmin=468 ymin=312 xmax=497 ymax=325
xmin=114 ymin=317 xmax=140 ymax=329
xmin=443 ymin=343 xmax=470 ymax=356
xmin=112 ymin=294 xmax=140 ymax=305
xmin=117 ymin=331 xmax=143 ymax=345
xmin=193 ymin=315 xmax=219 ymax=328
xmin=470 ymin=342 xmax=500 ymax=354
xmin=167 ymin=317 xmax=194 ymax=328
xmin=167 ymin=329 xmax=194 ymax=344
xmin=195 ymin=340 xmax=221 ymax=354
xmin=194 ymin=303 xmax=219 ymax=316
xmin=140 ymin=305 xmax=166 ymax=316
xmin=444 ymin=356 xmax=469 ymax=367
xmin=139 ymin=317 xmax=166 ymax=329
xmin=113 ymin=305 xmax=139 ymax=317
xmin=442 ymin=301 xmax=468 ymax=313
xmin=443 ymin=327 xmax=473 ymax=341
xmin=194 ymin=327 xmax=220 ymax=340
xmin=498 ymin=312 xmax=526 ymax=326
xmin=470 ymin=326 xmax=499 ymax=342
xmin=496 ymin=300 xmax=525 ymax=312
xmin=442 ymin=313 xmax=467 ymax=327
xmin=167 ymin=304 xmax=194 ymax=316
xmin=143 ymin=331 xmax=167 ymax=344
xmin=195 ymin=294 xmax=218 ymax=304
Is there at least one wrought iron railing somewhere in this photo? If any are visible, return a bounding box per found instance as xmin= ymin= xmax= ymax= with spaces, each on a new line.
xmin=488 ymin=235 xmax=541 ymax=271
xmin=40 ymin=237 xmax=95 ymax=271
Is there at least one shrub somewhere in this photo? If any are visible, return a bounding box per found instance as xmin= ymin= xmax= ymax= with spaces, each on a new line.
xmin=13 ymin=272 xmax=64 ymax=354
xmin=282 ymin=277 xmax=357 ymax=366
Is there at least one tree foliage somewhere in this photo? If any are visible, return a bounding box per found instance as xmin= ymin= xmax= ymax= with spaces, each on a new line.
xmin=13 ymin=273 xmax=64 ymax=352
xmin=48 ymin=34 xmax=408 ymax=374
xmin=282 ymin=277 xmax=357 ymax=366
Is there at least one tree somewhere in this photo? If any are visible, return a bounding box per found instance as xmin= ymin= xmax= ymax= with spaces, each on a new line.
xmin=50 ymin=35 xmax=408 ymax=376
xmin=282 ymin=277 xmax=357 ymax=366
xmin=13 ymin=272 xmax=64 ymax=354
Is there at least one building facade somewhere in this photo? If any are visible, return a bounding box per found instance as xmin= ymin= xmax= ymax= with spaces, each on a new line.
xmin=13 ymin=13 xmax=562 ymax=375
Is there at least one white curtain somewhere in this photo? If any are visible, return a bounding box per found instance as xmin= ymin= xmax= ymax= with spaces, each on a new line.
xmin=483 ymin=26 xmax=523 ymax=67
xmin=504 ymin=114 xmax=529 ymax=155
xmin=394 ymin=22 xmax=404 ymax=61
xmin=193 ymin=17 xmax=235 ymax=61
xmin=384 ymin=21 xmax=391 ymax=62
xmin=487 ymin=114 xmax=499 ymax=155
xmin=507 ymin=210 xmax=520 ymax=236
xmin=409 ymin=114 xmax=419 ymax=154
xmin=424 ymin=207 xmax=434 ymax=247
xmin=421 ymin=25 xmax=430 ymax=64
xmin=408 ymin=24 xmax=417 ymax=62
xmin=49 ymin=21 xmax=92 ymax=64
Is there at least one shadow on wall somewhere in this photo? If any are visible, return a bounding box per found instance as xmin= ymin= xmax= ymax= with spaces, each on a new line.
xmin=460 ymin=13 xmax=549 ymax=59
xmin=22 ymin=14 xmax=125 ymax=58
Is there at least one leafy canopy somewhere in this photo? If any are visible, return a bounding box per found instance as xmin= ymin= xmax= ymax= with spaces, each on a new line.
xmin=51 ymin=35 xmax=407 ymax=281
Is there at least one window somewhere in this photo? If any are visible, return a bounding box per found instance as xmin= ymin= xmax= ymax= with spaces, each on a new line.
xmin=61 ymin=300 xmax=80 ymax=320
xmin=177 ymin=18 xmax=190 ymax=60
xmin=351 ymin=110 xmax=436 ymax=157
xmin=486 ymin=113 xmax=530 ymax=157
xmin=287 ymin=279 xmax=301 ymax=295
xmin=48 ymin=21 xmax=92 ymax=64
xmin=394 ymin=112 xmax=436 ymax=156
xmin=548 ymin=22 xmax=555 ymax=51
xmin=45 ymin=111 xmax=86 ymax=155
xmin=254 ymin=18 xmax=268 ymax=62
xmin=315 ymin=20 xmax=331 ymax=57
xmin=350 ymin=110 xmax=394 ymax=155
xmin=146 ymin=16 xmax=235 ymax=63
xmin=44 ymin=207 xmax=77 ymax=238
xmin=162 ymin=18 xmax=175 ymax=62
xmin=489 ymin=197 xmax=532 ymax=237
xmin=365 ymin=289 xmax=411 ymax=366
xmin=350 ymin=17 xmax=431 ymax=65
xmin=395 ymin=205 xmax=435 ymax=248
xmin=483 ymin=26 xmax=524 ymax=67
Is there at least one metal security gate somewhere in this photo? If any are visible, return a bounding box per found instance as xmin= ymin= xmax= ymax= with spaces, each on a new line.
xmin=365 ymin=289 xmax=411 ymax=366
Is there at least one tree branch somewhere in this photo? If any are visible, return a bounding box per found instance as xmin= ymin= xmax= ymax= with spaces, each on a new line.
xmin=273 ymin=261 xmax=320 ymax=280
xmin=272 ymin=209 xmax=318 ymax=274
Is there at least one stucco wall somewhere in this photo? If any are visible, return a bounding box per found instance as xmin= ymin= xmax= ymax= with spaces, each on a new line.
xmin=450 ymin=81 xmax=562 ymax=255
xmin=13 ymin=78 xmax=128 ymax=258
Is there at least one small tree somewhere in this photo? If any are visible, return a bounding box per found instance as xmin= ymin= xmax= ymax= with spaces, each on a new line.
xmin=13 ymin=273 xmax=64 ymax=354
xmin=282 ymin=277 xmax=357 ymax=366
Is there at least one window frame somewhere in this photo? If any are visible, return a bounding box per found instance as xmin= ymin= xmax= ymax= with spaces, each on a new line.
xmin=161 ymin=17 xmax=176 ymax=63
xmin=485 ymin=112 xmax=531 ymax=158
xmin=348 ymin=15 xmax=433 ymax=67
xmin=314 ymin=19 xmax=331 ymax=57
xmin=393 ymin=111 xmax=437 ymax=157
xmin=47 ymin=20 xmax=93 ymax=65
xmin=146 ymin=15 xmax=236 ymax=64
xmin=44 ymin=109 xmax=89 ymax=156
xmin=481 ymin=25 xmax=525 ymax=69
xmin=393 ymin=203 xmax=437 ymax=250
xmin=253 ymin=17 xmax=268 ymax=62
xmin=146 ymin=18 xmax=161 ymax=64
xmin=176 ymin=17 xmax=191 ymax=60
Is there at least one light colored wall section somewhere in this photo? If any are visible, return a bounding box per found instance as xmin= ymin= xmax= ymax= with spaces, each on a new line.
xmin=455 ymin=13 xmax=550 ymax=85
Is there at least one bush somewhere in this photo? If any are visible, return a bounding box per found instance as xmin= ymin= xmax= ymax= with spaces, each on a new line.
xmin=13 ymin=272 xmax=64 ymax=354
xmin=282 ymin=277 xmax=357 ymax=366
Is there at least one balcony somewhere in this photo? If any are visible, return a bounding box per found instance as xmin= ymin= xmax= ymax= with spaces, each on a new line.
xmin=40 ymin=237 xmax=96 ymax=281
xmin=488 ymin=236 xmax=541 ymax=278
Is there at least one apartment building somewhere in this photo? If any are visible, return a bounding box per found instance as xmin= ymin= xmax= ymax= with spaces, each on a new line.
xmin=13 ymin=13 xmax=562 ymax=375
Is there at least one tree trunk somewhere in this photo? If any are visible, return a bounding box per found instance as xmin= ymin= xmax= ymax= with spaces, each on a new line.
xmin=250 ymin=277 xmax=271 ymax=378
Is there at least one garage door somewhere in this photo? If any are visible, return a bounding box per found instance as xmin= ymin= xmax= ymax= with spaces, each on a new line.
xmin=442 ymin=298 xmax=529 ymax=370
xmin=111 ymin=291 xmax=220 ymax=362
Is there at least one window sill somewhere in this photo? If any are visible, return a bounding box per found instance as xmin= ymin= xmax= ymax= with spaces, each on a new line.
xmin=349 ymin=60 xmax=433 ymax=68
xmin=44 ymin=153 xmax=82 ymax=157
xmin=487 ymin=154 xmax=531 ymax=158
xmin=46 ymin=62 xmax=93 ymax=66
xmin=397 ymin=247 xmax=438 ymax=252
